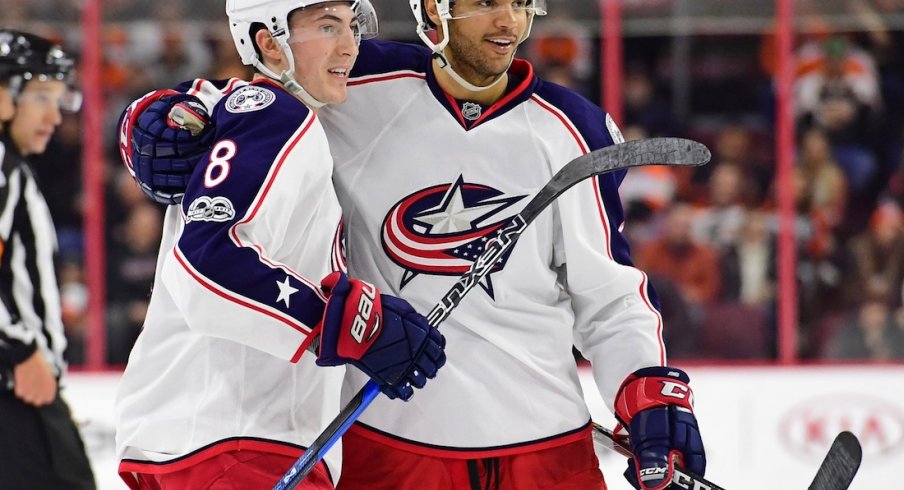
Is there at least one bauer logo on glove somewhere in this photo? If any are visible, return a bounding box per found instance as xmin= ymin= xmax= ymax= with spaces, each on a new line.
xmin=351 ymin=283 xmax=379 ymax=343
xmin=315 ymin=272 xmax=446 ymax=401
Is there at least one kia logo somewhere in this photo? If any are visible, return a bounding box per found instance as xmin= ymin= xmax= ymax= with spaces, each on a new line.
xmin=780 ymin=394 xmax=904 ymax=459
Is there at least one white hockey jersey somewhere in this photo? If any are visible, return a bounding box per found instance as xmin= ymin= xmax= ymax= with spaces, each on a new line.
xmin=115 ymin=79 xmax=345 ymax=479
xmin=126 ymin=39 xmax=669 ymax=462
xmin=323 ymin=41 xmax=667 ymax=456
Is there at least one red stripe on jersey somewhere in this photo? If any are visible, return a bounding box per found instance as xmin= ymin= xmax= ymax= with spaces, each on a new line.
xmin=173 ymin=248 xmax=312 ymax=338
xmin=531 ymin=95 xmax=664 ymax=359
xmin=187 ymin=79 xmax=204 ymax=97
xmin=639 ymin=272 xmax=667 ymax=364
xmin=348 ymin=72 xmax=426 ymax=86
xmin=532 ymin=95 xmax=614 ymax=260
xmin=472 ymin=60 xmax=535 ymax=126
xmin=591 ymin=178 xmax=614 ymax=261
xmin=118 ymin=437 xmax=306 ymax=476
xmin=224 ymin=78 xmax=242 ymax=94
xmin=226 ymin=112 xmax=326 ymax=301
xmin=347 ymin=422 xmax=592 ymax=459
xmin=529 ymin=96 xmax=589 ymax=153
xmin=331 ymin=219 xmax=346 ymax=273
xmin=231 ymin=113 xmax=314 ymax=228
xmin=443 ymin=91 xmax=468 ymax=127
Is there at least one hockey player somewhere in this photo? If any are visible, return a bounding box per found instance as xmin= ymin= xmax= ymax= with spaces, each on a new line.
xmin=120 ymin=0 xmax=707 ymax=488
xmin=0 ymin=30 xmax=96 ymax=489
xmin=114 ymin=1 xmax=446 ymax=489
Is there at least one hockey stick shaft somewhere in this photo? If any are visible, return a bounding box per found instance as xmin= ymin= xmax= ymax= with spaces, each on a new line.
xmin=592 ymin=423 xmax=727 ymax=490
xmin=273 ymin=138 xmax=711 ymax=489
xmin=593 ymin=424 xmax=863 ymax=490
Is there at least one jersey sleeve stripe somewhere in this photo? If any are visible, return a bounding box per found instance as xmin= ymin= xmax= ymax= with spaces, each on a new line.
xmin=348 ymin=71 xmax=425 ymax=86
xmin=330 ymin=219 xmax=346 ymax=273
xmin=591 ymin=177 xmax=615 ymax=261
xmin=173 ymin=247 xmax=313 ymax=335
xmin=230 ymin=113 xmax=316 ymax=228
xmin=529 ymin=95 xmax=590 ymax=153
xmin=638 ymin=271 xmax=667 ymax=364
xmin=227 ymin=112 xmax=326 ymax=301
xmin=532 ymin=93 xmax=665 ymax=357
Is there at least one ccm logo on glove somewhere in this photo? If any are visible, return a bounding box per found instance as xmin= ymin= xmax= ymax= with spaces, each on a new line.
xmin=660 ymin=381 xmax=691 ymax=402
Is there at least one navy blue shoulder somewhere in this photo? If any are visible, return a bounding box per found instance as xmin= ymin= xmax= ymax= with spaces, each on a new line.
xmin=534 ymin=79 xmax=615 ymax=152
xmin=351 ymin=39 xmax=431 ymax=78
xmin=212 ymin=81 xmax=311 ymax=134
xmin=173 ymin=79 xmax=235 ymax=93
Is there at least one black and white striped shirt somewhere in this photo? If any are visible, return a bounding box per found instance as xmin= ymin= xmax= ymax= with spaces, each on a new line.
xmin=0 ymin=134 xmax=67 ymax=384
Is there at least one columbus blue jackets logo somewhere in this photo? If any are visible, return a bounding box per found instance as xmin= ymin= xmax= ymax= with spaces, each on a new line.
xmin=381 ymin=175 xmax=526 ymax=297
xmin=225 ymin=85 xmax=275 ymax=113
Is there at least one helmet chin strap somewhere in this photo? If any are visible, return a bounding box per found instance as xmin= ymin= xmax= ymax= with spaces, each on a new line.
xmin=417 ymin=14 xmax=532 ymax=94
xmin=433 ymin=48 xmax=508 ymax=93
xmin=253 ymin=36 xmax=327 ymax=109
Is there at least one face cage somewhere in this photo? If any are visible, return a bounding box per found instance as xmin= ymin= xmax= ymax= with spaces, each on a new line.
xmin=446 ymin=0 xmax=548 ymax=21
xmin=6 ymin=72 xmax=81 ymax=113
xmin=286 ymin=1 xmax=378 ymax=46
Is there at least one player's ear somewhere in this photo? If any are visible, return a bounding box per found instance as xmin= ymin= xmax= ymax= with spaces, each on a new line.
xmin=424 ymin=0 xmax=441 ymax=29
xmin=255 ymin=29 xmax=285 ymax=69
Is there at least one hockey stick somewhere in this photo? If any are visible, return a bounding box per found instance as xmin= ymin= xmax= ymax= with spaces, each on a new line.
xmin=273 ymin=137 xmax=711 ymax=490
xmin=808 ymin=431 xmax=862 ymax=490
xmin=592 ymin=424 xmax=862 ymax=490
xmin=592 ymin=423 xmax=727 ymax=490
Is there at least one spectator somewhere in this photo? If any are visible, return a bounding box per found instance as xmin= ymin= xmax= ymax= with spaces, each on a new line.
xmin=527 ymin=12 xmax=593 ymax=97
xmin=797 ymin=127 xmax=849 ymax=232
xmin=59 ymin=261 xmax=88 ymax=365
xmin=623 ymin=66 xmax=679 ymax=138
xmin=146 ymin=27 xmax=213 ymax=89
xmin=796 ymin=35 xmax=881 ymax=196
xmin=634 ymin=202 xmax=722 ymax=306
xmin=105 ymin=202 xmax=162 ymax=364
xmin=844 ymin=201 xmax=904 ymax=308
xmin=679 ymin=124 xmax=771 ymax=207
xmin=691 ymin=162 xmax=750 ymax=251
xmin=824 ymin=297 xmax=904 ymax=360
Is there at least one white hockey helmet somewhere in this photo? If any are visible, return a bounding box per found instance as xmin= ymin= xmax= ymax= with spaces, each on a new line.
xmin=226 ymin=0 xmax=378 ymax=107
xmin=407 ymin=0 xmax=547 ymax=92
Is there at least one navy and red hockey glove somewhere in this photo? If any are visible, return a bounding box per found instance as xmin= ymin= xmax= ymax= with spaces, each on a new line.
xmin=117 ymin=89 xmax=213 ymax=205
xmin=315 ymin=272 xmax=446 ymax=401
xmin=614 ymin=366 xmax=706 ymax=490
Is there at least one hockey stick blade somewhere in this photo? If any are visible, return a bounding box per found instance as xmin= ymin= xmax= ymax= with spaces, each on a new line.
xmin=592 ymin=423 xmax=727 ymax=490
xmin=808 ymin=431 xmax=862 ymax=490
xmin=273 ymin=137 xmax=710 ymax=489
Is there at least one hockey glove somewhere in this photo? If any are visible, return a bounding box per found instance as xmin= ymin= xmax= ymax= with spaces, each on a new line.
xmin=614 ymin=366 xmax=706 ymax=490
xmin=315 ymin=272 xmax=446 ymax=401
xmin=117 ymin=90 xmax=213 ymax=205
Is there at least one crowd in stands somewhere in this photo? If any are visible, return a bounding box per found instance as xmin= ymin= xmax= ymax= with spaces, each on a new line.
xmin=12 ymin=0 xmax=904 ymax=363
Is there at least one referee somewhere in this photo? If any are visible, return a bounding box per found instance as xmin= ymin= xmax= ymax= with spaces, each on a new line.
xmin=0 ymin=29 xmax=95 ymax=489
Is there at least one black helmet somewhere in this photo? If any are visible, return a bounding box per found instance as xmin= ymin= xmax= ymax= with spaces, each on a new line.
xmin=0 ymin=29 xmax=74 ymax=82
xmin=0 ymin=29 xmax=80 ymax=111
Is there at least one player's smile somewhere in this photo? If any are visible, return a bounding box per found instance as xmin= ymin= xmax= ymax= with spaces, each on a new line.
xmin=484 ymin=34 xmax=517 ymax=55
xmin=327 ymin=65 xmax=351 ymax=80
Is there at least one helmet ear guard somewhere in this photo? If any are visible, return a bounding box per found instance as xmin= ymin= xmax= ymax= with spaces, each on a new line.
xmin=408 ymin=0 xmax=451 ymax=30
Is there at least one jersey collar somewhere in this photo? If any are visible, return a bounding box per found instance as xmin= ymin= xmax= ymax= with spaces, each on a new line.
xmin=426 ymin=58 xmax=538 ymax=131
